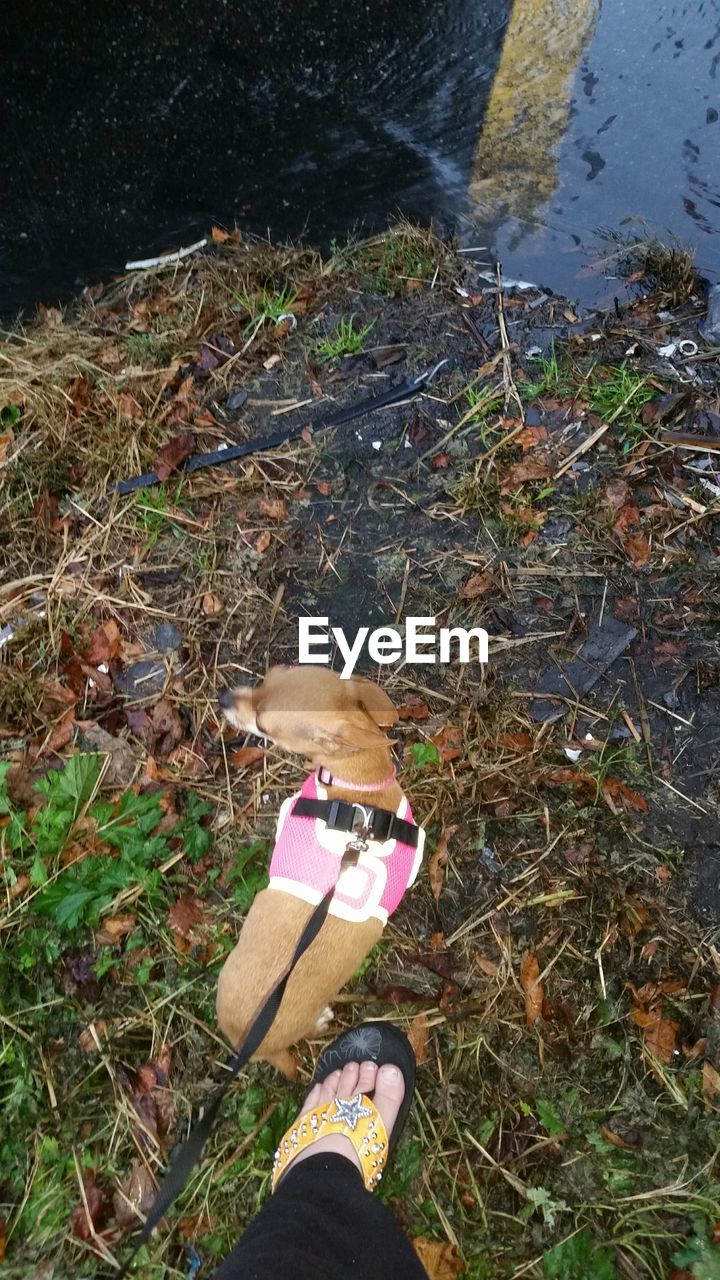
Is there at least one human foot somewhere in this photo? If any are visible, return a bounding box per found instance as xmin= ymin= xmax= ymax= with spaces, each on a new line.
xmin=271 ymin=1022 xmax=416 ymax=1193
xmin=286 ymin=1057 xmax=406 ymax=1178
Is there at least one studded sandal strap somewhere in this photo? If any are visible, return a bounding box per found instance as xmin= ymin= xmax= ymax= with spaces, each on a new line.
xmin=271 ymin=1092 xmax=389 ymax=1193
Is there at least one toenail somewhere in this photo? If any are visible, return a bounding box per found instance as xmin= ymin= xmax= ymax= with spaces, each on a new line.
xmin=380 ymin=1065 xmax=399 ymax=1082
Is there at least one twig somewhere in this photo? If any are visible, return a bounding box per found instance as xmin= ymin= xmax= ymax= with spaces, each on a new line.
xmin=125 ymin=239 xmax=207 ymax=271
xmin=495 ymin=262 xmax=524 ymax=421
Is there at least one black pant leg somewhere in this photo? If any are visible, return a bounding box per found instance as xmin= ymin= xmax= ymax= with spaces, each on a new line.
xmin=211 ymin=1153 xmax=430 ymax=1280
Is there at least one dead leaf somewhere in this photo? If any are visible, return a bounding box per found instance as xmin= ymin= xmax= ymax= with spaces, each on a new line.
xmin=0 ymin=427 xmax=15 ymax=464
xmin=75 ymin=723 xmax=139 ymax=787
xmin=654 ymin=639 xmax=687 ymax=662
xmin=255 ymin=530 xmax=272 ymax=554
xmin=259 ymin=495 xmax=288 ymax=522
xmin=118 ymin=391 xmax=143 ymax=420
xmin=96 ymin=914 xmax=137 ymax=945
xmin=460 ymin=571 xmax=493 ymax=600
xmin=85 ymin=619 xmax=121 ymax=666
xmin=431 ymin=453 xmax=451 ymax=470
xmin=613 ymin=502 xmax=641 ymax=534
xmin=428 ymin=825 xmax=458 ymax=903
xmin=167 ymin=893 xmax=206 ymax=940
xmin=70 ymin=1170 xmax=108 ymax=1240
xmin=624 ymin=531 xmax=650 ymax=568
xmin=500 ymin=456 xmax=551 ymax=493
xmin=397 ymin=697 xmax=430 ymax=721
xmin=601 ymin=777 xmax=648 ymax=813
xmin=407 ymin=1011 xmax=431 ymax=1064
xmin=48 ymin=708 xmax=76 ymax=751
xmin=374 ymin=984 xmax=429 ymax=1005
xmin=498 ymin=732 xmax=534 ymax=752
xmin=202 ymin=592 xmax=223 ymax=616
xmin=629 ymin=1007 xmax=679 ymax=1064
xmin=604 ymin=479 xmax=631 ymax=509
xmin=599 ymin=1123 xmax=643 ymax=1150
xmin=521 ymin=954 xmax=544 ymax=1028
xmin=211 ymin=225 xmax=231 ymax=243
xmin=113 ymin=1160 xmax=157 ymax=1229
xmin=407 ymin=949 xmax=455 ymax=980
xmin=476 ymin=955 xmax=500 ymax=979
xmin=149 ymin=699 xmax=184 ymax=757
xmin=301 ymin=426 xmax=313 ymax=445
xmin=154 ymin=432 xmax=195 ymax=482
xmin=412 ymin=1238 xmax=464 ymax=1280
xmin=79 ymin=1020 xmax=109 ymax=1052
xmin=229 ymin=745 xmax=265 ymax=768
xmin=9 ymin=873 xmax=30 ymax=901
xmin=703 ymin=1062 xmax=720 ymax=1109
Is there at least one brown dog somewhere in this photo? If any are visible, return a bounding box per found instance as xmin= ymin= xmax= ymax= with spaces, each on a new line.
xmin=216 ymin=666 xmax=424 ymax=1077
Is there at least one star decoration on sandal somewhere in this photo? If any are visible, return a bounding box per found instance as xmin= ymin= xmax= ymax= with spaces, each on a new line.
xmin=331 ymin=1093 xmax=374 ymax=1130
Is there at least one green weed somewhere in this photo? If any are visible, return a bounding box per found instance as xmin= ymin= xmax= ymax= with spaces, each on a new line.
xmin=1 ymin=402 xmax=21 ymax=428
xmin=230 ymin=284 xmax=298 ymax=328
xmin=544 ymin=1230 xmax=618 ymax=1279
xmin=464 ymin=386 xmax=504 ymax=447
xmin=312 ymin=316 xmax=375 ymax=363
xmin=0 ymin=757 xmax=212 ymax=937
xmin=411 ymin=742 xmax=440 ymax=770
xmin=588 ymin=363 xmax=656 ymax=440
xmin=125 ymin=332 xmax=170 ymax=366
xmin=225 ymin=839 xmax=272 ymax=911
xmin=523 ymin=348 xmax=573 ymax=401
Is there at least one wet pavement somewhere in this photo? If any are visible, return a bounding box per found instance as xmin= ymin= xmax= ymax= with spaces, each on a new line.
xmin=2 ymin=0 xmax=720 ymax=312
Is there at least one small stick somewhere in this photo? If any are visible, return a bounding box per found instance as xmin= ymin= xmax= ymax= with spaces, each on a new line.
xmin=125 ymin=239 xmax=207 ymax=271
xmin=495 ymin=262 xmax=524 ymax=421
xmin=630 ymin=659 xmax=654 ymax=776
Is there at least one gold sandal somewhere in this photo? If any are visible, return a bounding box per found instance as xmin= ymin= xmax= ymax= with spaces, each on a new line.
xmin=272 ymin=1090 xmax=389 ymax=1192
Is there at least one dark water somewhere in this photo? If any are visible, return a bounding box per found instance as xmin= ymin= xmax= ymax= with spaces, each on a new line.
xmin=2 ymin=0 xmax=720 ymax=312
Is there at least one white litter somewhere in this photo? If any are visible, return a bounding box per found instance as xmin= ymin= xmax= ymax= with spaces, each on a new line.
xmin=476 ymin=271 xmax=538 ymax=291
xmin=372 ymin=441 xmax=382 ymax=452
xmin=125 ymin=238 xmax=207 ymax=271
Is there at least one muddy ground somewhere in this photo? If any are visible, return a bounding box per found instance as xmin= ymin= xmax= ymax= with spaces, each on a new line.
xmin=1 ymin=227 xmax=719 ymax=1278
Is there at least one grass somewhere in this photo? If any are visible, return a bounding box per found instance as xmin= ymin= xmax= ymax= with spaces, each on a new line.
xmin=587 ymin=363 xmax=656 ymax=440
xmin=523 ymin=348 xmax=574 ymax=402
xmin=610 ymin=233 xmax=702 ymax=307
xmin=229 ymin=283 xmax=299 ymax=328
xmin=312 ymin=315 xmax=376 ymax=363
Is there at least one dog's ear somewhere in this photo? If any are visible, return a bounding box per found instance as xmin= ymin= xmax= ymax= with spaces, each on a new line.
xmin=347 ymin=676 xmax=398 ymax=728
xmin=307 ymin=711 xmax=394 ymax=755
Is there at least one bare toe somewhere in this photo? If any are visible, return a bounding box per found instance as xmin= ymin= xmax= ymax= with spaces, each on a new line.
xmin=371 ymin=1063 xmax=406 ymax=1137
xmin=356 ymin=1060 xmax=378 ymax=1097
xmin=335 ymin=1060 xmax=360 ymax=1100
xmin=314 ymin=1069 xmax=341 ymax=1108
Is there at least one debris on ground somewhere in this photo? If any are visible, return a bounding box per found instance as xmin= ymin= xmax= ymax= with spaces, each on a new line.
xmin=1 ymin=223 xmax=720 ymax=1278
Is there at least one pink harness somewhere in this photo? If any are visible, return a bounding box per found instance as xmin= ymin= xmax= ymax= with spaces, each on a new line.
xmin=268 ymin=773 xmax=425 ymax=924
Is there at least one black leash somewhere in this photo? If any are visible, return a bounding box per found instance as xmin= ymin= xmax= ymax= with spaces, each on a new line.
xmin=115 ymin=359 xmax=449 ymax=495
xmin=109 ymin=840 xmax=362 ymax=1279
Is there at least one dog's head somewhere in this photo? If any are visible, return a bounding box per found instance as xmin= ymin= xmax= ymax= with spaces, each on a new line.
xmin=218 ymin=666 xmax=398 ymax=762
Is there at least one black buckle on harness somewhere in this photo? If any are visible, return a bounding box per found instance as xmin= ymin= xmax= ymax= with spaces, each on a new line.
xmin=327 ymin=799 xmax=371 ymax=834
xmin=292 ymin=796 xmax=419 ymax=848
